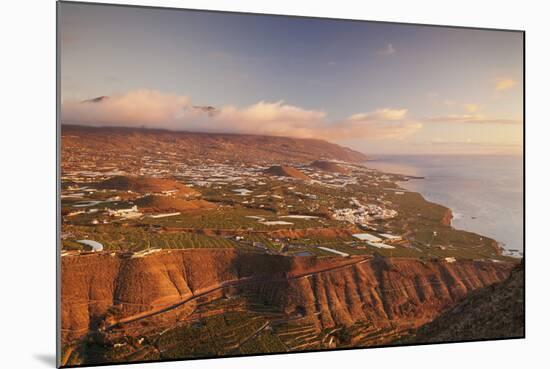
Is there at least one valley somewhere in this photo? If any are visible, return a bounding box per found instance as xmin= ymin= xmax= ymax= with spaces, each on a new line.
xmin=60 ymin=125 xmax=522 ymax=366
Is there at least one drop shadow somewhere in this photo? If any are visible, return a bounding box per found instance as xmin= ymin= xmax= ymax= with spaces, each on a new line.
xmin=33 ymin=353 xmax=57 ymax=367
xmin=228 ymin=249 xmax=293 ymax=309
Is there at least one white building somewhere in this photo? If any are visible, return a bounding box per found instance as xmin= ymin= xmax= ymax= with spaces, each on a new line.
xmin=380 ymin=233 xmax=402 ymax=241
xmin=77 ymin=239 xmax=104 ymax=252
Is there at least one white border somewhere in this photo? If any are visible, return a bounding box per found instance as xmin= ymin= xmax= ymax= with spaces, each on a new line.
xmin=2 ymin=1 xmax=548 ymax=368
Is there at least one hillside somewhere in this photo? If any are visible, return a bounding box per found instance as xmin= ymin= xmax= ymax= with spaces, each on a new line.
xmin=61 ymin=249 xmax=514 ymax=363
xmin=310 ymin=160 xmax=349 ymax=174
xmin=62 ymin=125 xmax=368 ymax=164
xmin=264 ymin=165 xmax=310 ymax=180
xmin=97 ymin=176 xmax=198 ymax=197
xmin=398 ymin=263 xmax=524 ymax=343
xmin=135 ymin=195 xmax=215 ymax=212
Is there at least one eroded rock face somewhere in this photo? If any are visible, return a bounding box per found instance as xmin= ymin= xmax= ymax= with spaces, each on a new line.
xmin=399 ymin=263 xmax=524 ymax=343
xmin=61 ymin=249 xmax=514 ymax=345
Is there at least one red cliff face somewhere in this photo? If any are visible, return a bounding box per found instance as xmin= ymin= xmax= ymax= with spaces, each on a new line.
xmin=61 ymin=249 xmax=514 ymax=346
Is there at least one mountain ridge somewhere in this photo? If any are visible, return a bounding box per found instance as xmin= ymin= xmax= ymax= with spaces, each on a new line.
xmin=61 ymin=124 xmax=368 ymax=164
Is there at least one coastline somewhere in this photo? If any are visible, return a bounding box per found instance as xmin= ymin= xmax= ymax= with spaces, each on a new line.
xmin=397 ymin=176 xmax=520 ymax=258
xmin=366 ymin=167 xmax=510 ymax=259
xmin=363 ymin=155 xmax=523 ymax=259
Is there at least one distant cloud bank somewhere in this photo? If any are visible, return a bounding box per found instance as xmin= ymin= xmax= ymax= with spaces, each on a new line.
xmin=61 ymin=89 xmax=420 ymax=141
xmin=424 ymin=114 xmax=522 ymax=125
xmin=495 ymin=77 xmax=517 ymax=91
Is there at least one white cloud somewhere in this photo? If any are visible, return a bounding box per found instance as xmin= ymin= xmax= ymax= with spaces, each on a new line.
xmin=348 ymin=108 xmax=407 ymax=121
xmin=61 ymin=89 xmax=421 ymax=141
xmin=339 ymin=108 xmax=420 ymax=140
xmin=424 ymin=114 xmax=522 ymax=125
xmin=62 ymin=89 xmax=192 ymax=127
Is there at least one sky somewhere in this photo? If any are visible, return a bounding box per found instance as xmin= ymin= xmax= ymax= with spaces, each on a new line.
xmin=59 ymin=2 xmax=524 ymax=155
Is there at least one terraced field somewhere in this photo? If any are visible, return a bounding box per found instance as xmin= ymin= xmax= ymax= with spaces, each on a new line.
xmin=148 ymin=312 xmax=287 ymax=359
xmin=137 ymin=206 xmax=339 ymax=230
xmin=273 ymin=319 xmax=322 ymax=351
xmin=62 ymin=225 xmax=245 ymax=252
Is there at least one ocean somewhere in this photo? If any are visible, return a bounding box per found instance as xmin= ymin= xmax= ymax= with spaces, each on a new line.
xmin=364 ymin=155 xmax=524 ymax=257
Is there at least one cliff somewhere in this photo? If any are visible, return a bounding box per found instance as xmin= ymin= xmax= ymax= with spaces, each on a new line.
xmin=61 ymin=249 xmax=514 ymax=346
xmin=398 ymin=262 xmax=524 ymax=343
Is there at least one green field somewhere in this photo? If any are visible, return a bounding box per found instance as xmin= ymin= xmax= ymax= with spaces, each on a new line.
xmin=61 ymin=167 xmax=515 ymax=261
xmin=62 ymin=225 xmax=245 ymax=252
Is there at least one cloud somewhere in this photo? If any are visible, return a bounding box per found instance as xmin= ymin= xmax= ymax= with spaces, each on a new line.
xmin=430 ymin=138 xmax=474 ymax=145
xmin=463 ymin=103 xmax=481 ymax=113
xmin=378 ymin=43 xmax=396 ymax=56
xmin=495 ymin=77 xmax=517 ymax=91
xmin=63 ymin=90 xmax=192 ymax=127
xmin=348 ymin=108 xmax=407 ymax=121
xmin=429 ymin=138 xmax=521 ymax=150
xmin=61 ymin=89 xmax=421 ymax=141
xmin=430 ymin=138 xmax=518 ymax=147
xmin=331 ymin=109 xmax=421 ymax=140
xmin=424 ymin=114 xmax=522 ymax=125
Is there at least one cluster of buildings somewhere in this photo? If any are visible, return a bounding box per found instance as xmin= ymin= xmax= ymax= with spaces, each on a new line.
xmin=107 ymin=205 xmax=143 ymax=219
xmin=306 ymin=172 xmax=358 ymax=188
xmin=333 ymin=197 xmax=398 ymax=224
